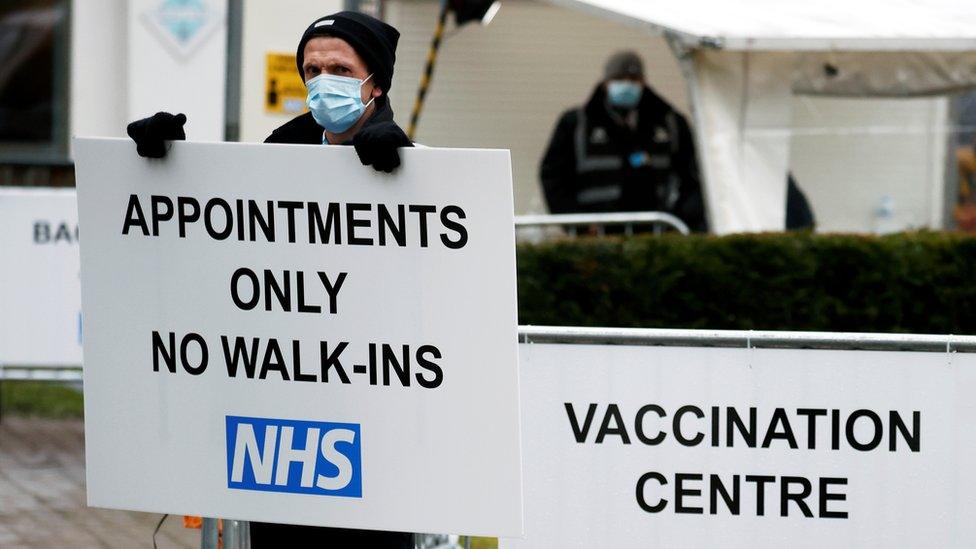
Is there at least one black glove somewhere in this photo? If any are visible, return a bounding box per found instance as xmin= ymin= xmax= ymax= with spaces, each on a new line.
xmin=352 ymin=121 xmax=413 ymax=173
xmin=126 ymin=112 xmax=187 ymax=158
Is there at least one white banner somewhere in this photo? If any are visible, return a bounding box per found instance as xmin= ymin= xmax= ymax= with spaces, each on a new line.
xmin=0 ymin=188 xmax=82 ymax=366
xmin=73 ymin=138 xmax=522 ymax=536
xmin=507 ymin=343 xmax=976 ymax=548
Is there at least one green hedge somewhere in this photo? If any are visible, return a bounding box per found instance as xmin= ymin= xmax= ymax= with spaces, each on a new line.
xmin=517 ymin=231 xmax=976 ymax=334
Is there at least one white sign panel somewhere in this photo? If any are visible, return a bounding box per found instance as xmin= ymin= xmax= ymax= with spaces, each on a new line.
xmin=73 ymin=138 xmax=522 ymax=536
xmin=506 ymin=343 xmax=976 ymax=548
xmin=0 ymin=188 xmax=82 ymax=366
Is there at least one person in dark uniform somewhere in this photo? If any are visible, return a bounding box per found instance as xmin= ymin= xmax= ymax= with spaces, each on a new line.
xmin=126 ymin=11 xmax=414 ymax=548
xmin=540 ymin=50 xmax=706 ymax=231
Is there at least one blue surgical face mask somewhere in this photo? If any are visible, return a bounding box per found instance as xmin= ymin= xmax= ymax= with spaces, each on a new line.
xmin=306 ymin=73 xmax=375 ymax=134
xmin=606 ymin=80 xmax=642 ymax=109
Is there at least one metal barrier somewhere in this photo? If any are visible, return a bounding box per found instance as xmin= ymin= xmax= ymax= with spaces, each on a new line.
xmin=518 ymin=325 xmax=976 ymax=352
xmin=514 ymin=211 xmax=691 ymax=237
xmin=0 ymin=364 xmax=83 ymax=381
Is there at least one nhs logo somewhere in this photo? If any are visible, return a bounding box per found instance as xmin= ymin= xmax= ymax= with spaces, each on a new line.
xmin=225 ymin=416 xmax=362 ymax=498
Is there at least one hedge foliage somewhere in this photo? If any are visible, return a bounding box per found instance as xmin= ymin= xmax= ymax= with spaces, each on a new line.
xmin=516 ymin=231 xmax=976 ymax=334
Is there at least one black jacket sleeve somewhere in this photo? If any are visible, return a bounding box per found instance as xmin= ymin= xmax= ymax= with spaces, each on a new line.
xmin=670 ymin=113 xmax=708 ymax=232
xmin=539 ymin=110 xmax=580 ymax=214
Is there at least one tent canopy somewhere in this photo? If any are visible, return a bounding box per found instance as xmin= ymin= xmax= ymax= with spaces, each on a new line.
xmin=550 ymin=0 xmax=976 ymax=51
xmin=548 ymin=0 xmax=976 ymax=233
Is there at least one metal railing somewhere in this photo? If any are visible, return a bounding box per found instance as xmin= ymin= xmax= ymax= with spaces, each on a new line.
xmin=518 ymin=325 xmax=976 ymax=353
xmin=514 ymin=211 xmax=691 ymax=236
xmin=0 ymin=364 xmax=83 ymax=381
xmin=201 ymin=519 xmax=249 ymax=549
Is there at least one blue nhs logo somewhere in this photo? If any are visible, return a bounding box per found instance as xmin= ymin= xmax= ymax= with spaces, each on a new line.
xmin=225 ymin=416 xmax=362 ymax=498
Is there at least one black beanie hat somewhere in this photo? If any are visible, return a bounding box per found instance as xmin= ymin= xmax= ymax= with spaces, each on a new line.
xmin=604 ymin=51 xmax=644 ymax=80
xmin=296 ymin=11 xmax=400 ymax=93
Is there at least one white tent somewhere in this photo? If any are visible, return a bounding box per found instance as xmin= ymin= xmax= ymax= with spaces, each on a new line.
xmin=548 ymin=0 xmax=976 ymax=233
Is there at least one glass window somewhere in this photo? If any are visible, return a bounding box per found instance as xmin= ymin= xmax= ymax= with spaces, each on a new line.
xmin=0 ymin=0 xmax=70 ymax=163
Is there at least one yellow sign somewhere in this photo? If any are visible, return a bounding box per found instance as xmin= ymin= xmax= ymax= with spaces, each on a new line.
xmin=265 ymin=53 xmax=307 ymax=114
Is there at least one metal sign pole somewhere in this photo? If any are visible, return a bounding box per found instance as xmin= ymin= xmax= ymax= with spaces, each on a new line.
xmin=200 ymin=518 xmax=219 ymax=549
xmin=222 ymin=519 xmax=250 ymax=549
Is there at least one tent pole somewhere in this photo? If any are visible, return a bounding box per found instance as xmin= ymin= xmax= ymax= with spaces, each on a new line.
xmin=666 ymin=34 xmax=717 ymax=233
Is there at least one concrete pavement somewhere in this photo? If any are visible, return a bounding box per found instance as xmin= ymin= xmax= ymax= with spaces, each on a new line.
xmin=0 ymin=416 xmax=198 ymax=548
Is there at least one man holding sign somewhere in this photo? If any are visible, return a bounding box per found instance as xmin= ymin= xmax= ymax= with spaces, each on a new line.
xmin=123 ymin=11 xmax=416 ymax=548
xmin=127 ymin=11 xmax=412 ymax=173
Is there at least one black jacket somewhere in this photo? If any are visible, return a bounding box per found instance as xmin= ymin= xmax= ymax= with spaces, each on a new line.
xmin=251 ymin=98 xmax=413 ymax=549
xmin=540 ymin=84 xmax=706 ymax=231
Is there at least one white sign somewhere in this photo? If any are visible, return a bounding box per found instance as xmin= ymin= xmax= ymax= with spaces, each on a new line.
xmin=506 ymin=343 xmax=976 ymax=548
xmin=141 ymin=0 xmax=224 ymax=60
xmin=0 ymin=188 xmax=82 ymax=366
xmin=73 ymin=138 xmax=522 ymax=536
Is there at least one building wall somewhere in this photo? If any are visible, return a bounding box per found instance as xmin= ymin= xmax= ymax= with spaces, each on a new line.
xmin=237 ymin=0 xmax=343 ymax=143
xmin=384 ymin=0 xmax=688 ymax=214
xmin=70 ymin=0 xmax=128 ymax=145
xmin=69 ymin=0 xmax=228 ymax=150
xmin=126 ymin=0 xmax=228 ymax=141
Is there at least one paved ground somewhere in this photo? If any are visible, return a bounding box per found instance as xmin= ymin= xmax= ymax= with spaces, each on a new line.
xmin=0 ymin=416 xmax=198 ymax=548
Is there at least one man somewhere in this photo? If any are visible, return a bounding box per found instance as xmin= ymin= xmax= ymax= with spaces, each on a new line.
xmin=127 ymin=11 xmax=411 ymax=172
xmin=126 ymin=11 xmax=414 ymax=548
xmin=540 ymin=51 xmax=706 ymax=231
